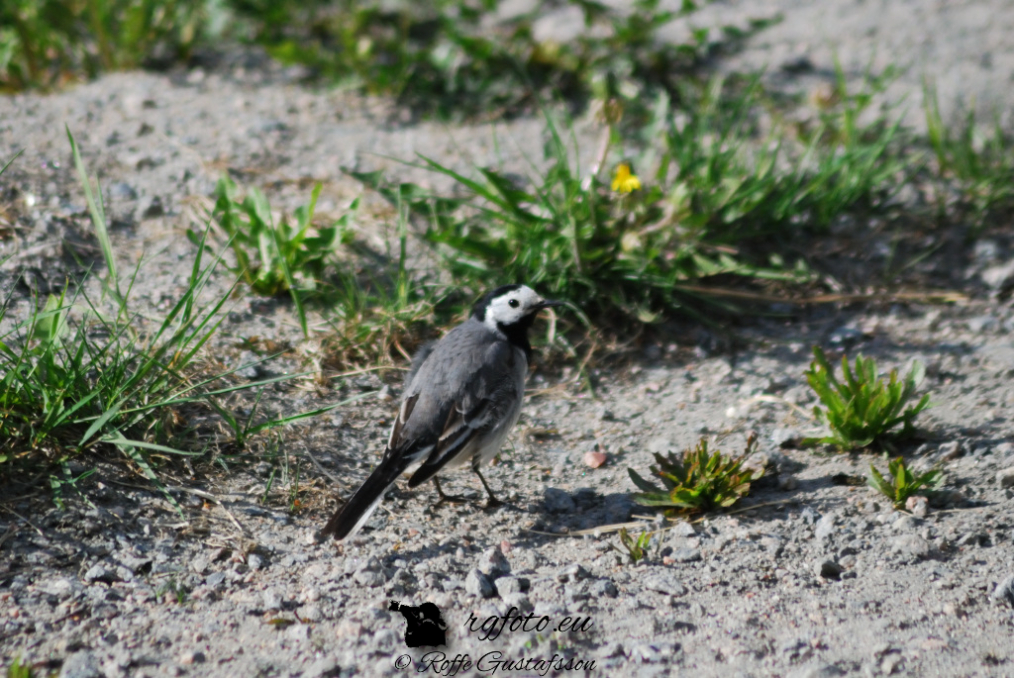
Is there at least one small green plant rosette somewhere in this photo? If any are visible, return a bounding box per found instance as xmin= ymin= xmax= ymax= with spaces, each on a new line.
xmin=627 ymin=438 xmax=758 ymax=515
xmin=804 ymin=346 xmax=930 ymax=450
xmin=616 ymin=527 xmax=652 ymax=564
xmin=867 ymin=456 xmax=943 ymax=508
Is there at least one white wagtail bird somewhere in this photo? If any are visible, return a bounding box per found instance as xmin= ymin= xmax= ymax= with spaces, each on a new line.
xmin=321 ymin=284 xmax=562 ymax=541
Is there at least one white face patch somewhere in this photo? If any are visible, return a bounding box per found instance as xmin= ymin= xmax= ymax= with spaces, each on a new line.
xmin=482 ymin=285 xmax=546 ymax=332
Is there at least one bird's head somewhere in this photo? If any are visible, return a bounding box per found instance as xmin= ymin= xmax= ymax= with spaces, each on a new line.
xmin=472 ymin=284 xmax=561 ymax=334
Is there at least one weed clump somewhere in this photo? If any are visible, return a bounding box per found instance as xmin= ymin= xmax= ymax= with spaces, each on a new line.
xmin=805 ymin=346 xmax=929 ymax=451
xmin=628 ymin=437 xmax=760 ymax=515
xmin=867 ymin=456 xmax=943 ymax=508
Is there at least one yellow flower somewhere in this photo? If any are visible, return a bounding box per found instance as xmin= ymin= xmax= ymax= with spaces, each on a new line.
xmin=611 ymin=163 xmax=641 ymax=193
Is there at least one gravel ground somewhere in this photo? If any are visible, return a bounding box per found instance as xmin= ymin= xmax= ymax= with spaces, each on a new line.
xmin=3 ymin=1 xmax=1014 ymax=677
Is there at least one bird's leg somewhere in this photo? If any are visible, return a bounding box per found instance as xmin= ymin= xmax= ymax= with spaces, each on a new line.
xmin=432 ymin=476 xmax=468 ymax=506
xmin=473 ymin=466 xmax=502 ymax=509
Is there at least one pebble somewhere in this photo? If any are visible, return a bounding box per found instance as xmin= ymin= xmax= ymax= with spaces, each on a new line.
xmin=300 ymin=605 xmax=323 ymax=622
xmin=495 ymin=576 xmax=529 ymax=596
xmin=590 ymin=579 xmax=618 ymax=598
xmin=262 ymin=588 xmax=283 ymax=609
xmin=881 ymin=653 xmax=904 ymax=674
xmin=991 ymin=574 xmax=1014 ymax=607
xmin=814 ymin=515 xmax=835 ymax=541
xmin=59 ymin=651 xmax=101 ymax=678
xmin=478 ymin=545 xmax=511 ymax=578
xmin=643 ymin=573 xmax=688 ymax=597
xmin=905 ymin=496 xmax=929 ymax=518
xmin=556 ymin=563 xmax=591 ymax=583
xmin=937 ymin=441 xmax=965 ymax=460
xmin=247 ymin=553 xmax=265 ymax=570
xmin=305 ymin=657 xmax=340 ymax=678
xmin=501 ymin=592 xmax=533 ymax=611
xmin=996 ymin=467 xmax=1014 ymax=488
xmin=205 ymin=572 xmax=226 ymax=588
xmin=800 ymin=507 xmax=820 ymax=526
xmin=669 ymin=547 xmax=702 ymax=563
xmin=981 ymin=260 xmax=1014 ymax=289
xmin=40 ymin=577 xmax=79 ymax=601
xmin=83 ymin=564 xmax=117 ymax=584
xmin=179 ymin=651 xmax=206 ymax=665
xmin=890 ymin=534 xmax=931 ymax=559
xmin=465 ymin=569 xmax=496 ymax=599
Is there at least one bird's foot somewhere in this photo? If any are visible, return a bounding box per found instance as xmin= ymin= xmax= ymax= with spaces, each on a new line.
xmin=473 ymin=467 xmax=503 ymax=509
xmin=433 ymin=477 xmax=469 ymax=506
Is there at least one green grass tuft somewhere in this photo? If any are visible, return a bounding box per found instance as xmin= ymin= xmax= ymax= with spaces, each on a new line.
xmin=867 ymin=456 xmax=943 ymax=508
xmin=0 ymin=0 xmax=217 ymax=91
xmin=615 ymin=527 xmax=652 ymax=564
xmin=805 ymin=346 xmax=930 ymax=451
xmin=187 ymin=175 xmax=356 ymax=336
xmin=924 ymin=82 xmax=1014 ymax=230
xmin=352 ymin=74 xmax=906 ymax=324
xmin=1 ymin=133 xmax=351 ymax=509
xmin=628 ymin=436 xmax=760 ymax=515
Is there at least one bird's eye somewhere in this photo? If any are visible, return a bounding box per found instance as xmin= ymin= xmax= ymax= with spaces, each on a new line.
xmin=508 ymin=299 xmax=520 ymax=308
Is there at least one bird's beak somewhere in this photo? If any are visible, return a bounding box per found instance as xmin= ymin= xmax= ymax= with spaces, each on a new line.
xmin=538 ymin=299 xmax=564 ymax=310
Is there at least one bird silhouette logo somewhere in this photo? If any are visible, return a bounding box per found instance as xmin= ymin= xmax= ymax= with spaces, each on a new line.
xmin=389 ymin=601 xmax=448 ymax=647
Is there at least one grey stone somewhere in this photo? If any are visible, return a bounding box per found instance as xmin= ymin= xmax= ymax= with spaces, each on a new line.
xmin=116 ymin=555 xmax=152 ymax=574
xmin=644 ymin=573 xmax=688 ymax=597
xmin=556 ymin=563 xmax=590 ymax=583
xmin=814 ymin=515 xmax=836 ymax=540
xmin=590 ymin=579 xmax=618 ymax=598
xmin=205 ymin=572 xmax=226 ymax=588
xmin=306 ymin=657 xmax=341 ymax=678
xmin=465 ymin=569 xmax=496 ymax=598
xmin=478 ymin=546 xmax=511 ymax=578
xmin=937 ymin=441 xmax=965 ymax=460
xmin=59 ymin=651 xmax=101 ymax=678
xmin=890 ymin=534 xmax=931 ymax=559
xmin=262 ymin=588 xmax=283 ymax=609
xmin=300 ymin=605 xmax=323 ymax=622
xmin=495 ymin=576 xmax=529 ymax=596
xmin=996 ymin=467 xmax=1014 ymax=488
xmin=501 ymin=592 xmax=533 ymax=612
xmin=670 ymin=547 xmax=702 ymax=563
xmin=892 ymin=515 xmax=921 ymax=532
xmin=247 ymin=553 xmax=265 ymax=570
xmin=543 ymin=487 xmax=576 ymax=513
xmin=981 ymin=260 xmax=1014 ymax=289
xmin=630 ymin=642 xmax=664 ymax=662
xmin=83 ymin=564 xmax=117 ymax=584
xmin=991 ymin=574 xmax=1014 ymax=607
xmin=800 ymin=507 xmax=820 ymax=526
xmin=353 ymin=569 xmax=386 ymax=588
xmin=40 ymin=577 xmax=79 ymax=601
xmin=179 ymin=651 xmax=206 ymax=664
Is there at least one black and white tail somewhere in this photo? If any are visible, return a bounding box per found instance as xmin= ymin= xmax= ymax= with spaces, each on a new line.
xmin=320 ymin=459 xmax=404 ymax=540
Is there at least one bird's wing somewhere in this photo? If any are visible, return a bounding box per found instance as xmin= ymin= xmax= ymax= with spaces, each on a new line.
xmin=403 ymin=341 xmax=435 ymax=391
xmin=400 ymin=341 xmax=521 ymax=488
